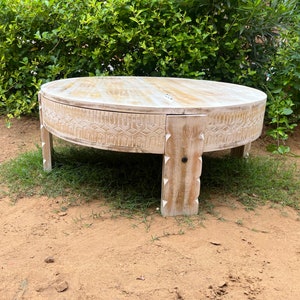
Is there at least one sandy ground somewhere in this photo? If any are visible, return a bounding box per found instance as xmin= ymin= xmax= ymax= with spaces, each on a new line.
xmin=0 ymin=116 xmax=300 ymax=300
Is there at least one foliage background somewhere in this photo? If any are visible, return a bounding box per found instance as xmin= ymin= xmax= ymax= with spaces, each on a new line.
xmin=0 ymin=0 xmax=299 ymax=144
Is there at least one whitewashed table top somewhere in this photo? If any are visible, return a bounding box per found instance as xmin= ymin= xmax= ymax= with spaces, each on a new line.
xmin=40 ymin=77 xmax=267 ymax=114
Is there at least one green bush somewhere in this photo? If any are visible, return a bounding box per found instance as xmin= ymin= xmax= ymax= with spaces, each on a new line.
xmin=0 ymin=0 xmax=219 ymax=117
xmin=0 ymin=0 xmax=299 ymax=142
xmin=264 ymin=4 xmax=300 ymax=107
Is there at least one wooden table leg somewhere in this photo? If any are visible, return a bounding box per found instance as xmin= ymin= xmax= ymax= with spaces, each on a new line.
xmin=231 ymin=143 xmax=251 ymax=158
xmin=161 ymin=115 xmax=206 ymax=217
xmin=39 ymin=96 xmax=53 ymax=171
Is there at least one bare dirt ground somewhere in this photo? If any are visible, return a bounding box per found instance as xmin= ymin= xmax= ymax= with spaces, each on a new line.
xmin=0 ymin=116 xmax=300 ymax=300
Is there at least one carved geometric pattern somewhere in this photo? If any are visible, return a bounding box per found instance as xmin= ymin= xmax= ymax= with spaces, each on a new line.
xmin=40 ymin=97 xmax=165 ymax=154
xmin=204 ymin=102 xmax=266 ymax=151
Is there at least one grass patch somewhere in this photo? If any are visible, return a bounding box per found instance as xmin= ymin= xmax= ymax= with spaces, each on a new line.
xmin=0 ymin=146 xmax=299 ymax=215
xmin=201 ymin=155 xmax=300 ymax=211
xmin=0 ymin=146 xmax=162 ymax=214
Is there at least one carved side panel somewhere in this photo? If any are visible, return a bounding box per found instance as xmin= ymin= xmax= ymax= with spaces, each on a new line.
xmin=161 ymin=115 xmax=206 ymax=217
xmin=40 ymin=97 xmax=165 ymax=154
xmin=204 ymin=103 xmax=265 ymax=151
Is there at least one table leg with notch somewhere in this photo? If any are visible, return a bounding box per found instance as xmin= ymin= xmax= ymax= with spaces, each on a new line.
xmin=161 ymin=115 xmax=207 ymax=217
xmin=39 ymin=96 xmax=53 ymax=171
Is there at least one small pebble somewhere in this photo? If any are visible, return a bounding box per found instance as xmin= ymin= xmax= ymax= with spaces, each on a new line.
xmin=58 ymin=212 xmax=67 ymax=217
xmin=44 ymin=256 xmax=55 ymax=263
xmin=55 ymin=280 xmax=68 ymax=292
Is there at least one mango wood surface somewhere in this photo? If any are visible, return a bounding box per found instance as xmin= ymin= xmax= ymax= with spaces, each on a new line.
xmin=39 ymin=76 xmax=267 ymax=216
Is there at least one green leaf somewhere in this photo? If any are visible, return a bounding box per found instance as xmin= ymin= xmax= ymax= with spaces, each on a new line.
xmin=282 ymin=108 xmax=293 ymax=115
xmin=277 ymin=145 xmax=290 ymax=154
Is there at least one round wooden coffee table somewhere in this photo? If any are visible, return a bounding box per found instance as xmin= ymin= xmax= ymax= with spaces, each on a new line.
xmin=39 ymin=77 xmax=266 ymax=216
